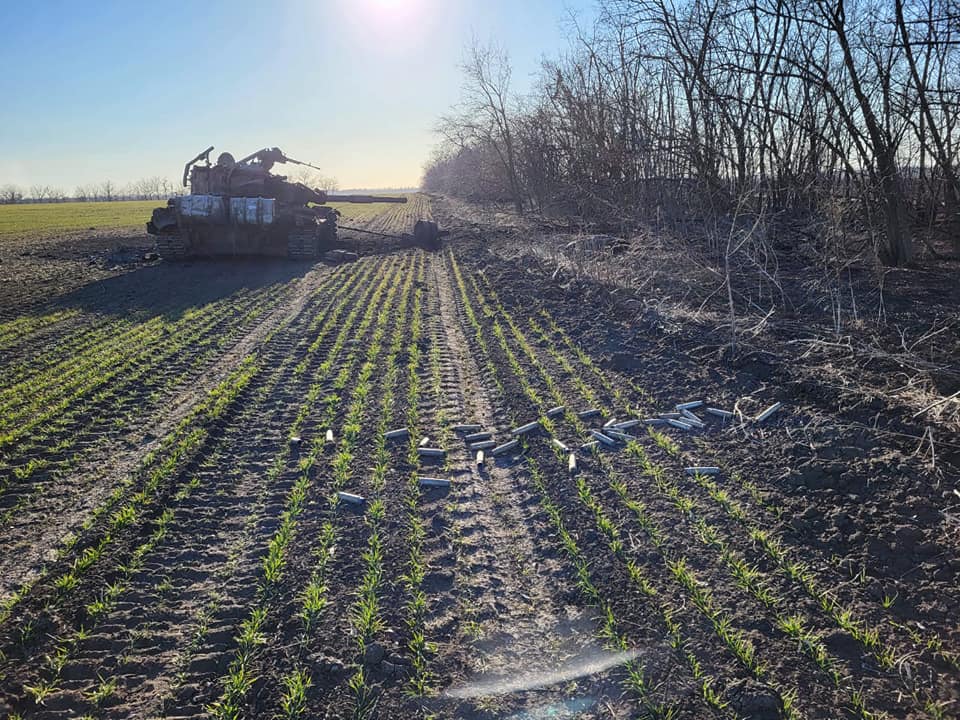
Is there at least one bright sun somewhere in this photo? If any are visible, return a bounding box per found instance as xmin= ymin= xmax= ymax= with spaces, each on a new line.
xmin=336 ymin=0 xmax=432 ymax=53
xmin=352 ymin=0 xmax=424 ymax=18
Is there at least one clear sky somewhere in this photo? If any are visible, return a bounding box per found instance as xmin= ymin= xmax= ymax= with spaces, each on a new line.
xmin=0 ymin=0 xmax=594 ymax=192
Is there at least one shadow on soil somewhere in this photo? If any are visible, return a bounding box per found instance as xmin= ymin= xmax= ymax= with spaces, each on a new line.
xmin=52 ymin=259 xmax=315 ymax=320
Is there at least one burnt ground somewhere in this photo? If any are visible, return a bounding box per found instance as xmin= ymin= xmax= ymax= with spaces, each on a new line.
xmin=0 ymin=194 xmax=957 ymax=720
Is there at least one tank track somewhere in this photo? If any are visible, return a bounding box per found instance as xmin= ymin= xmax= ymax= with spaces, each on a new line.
xmin=288 ymin=218 xmax=339 ymax=260
xmin=287 ymin=228 xmax=319 ymax=260
xmin=155 ymin=232 xmax=191 ymax=260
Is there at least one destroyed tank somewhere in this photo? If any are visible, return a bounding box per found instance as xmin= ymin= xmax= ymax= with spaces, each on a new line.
xmin=147 ymin=146 xmax=439 ymax=260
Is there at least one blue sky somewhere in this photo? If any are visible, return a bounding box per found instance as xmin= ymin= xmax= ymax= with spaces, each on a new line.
xmin=0 ymin=0 xmax=594 ymax=191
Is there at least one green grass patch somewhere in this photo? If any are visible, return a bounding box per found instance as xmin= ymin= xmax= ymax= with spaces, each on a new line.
xmin=0 ymin=201 xmax=160 ymax=237
xmin=328 ymin=199 xmax=410 ymax=223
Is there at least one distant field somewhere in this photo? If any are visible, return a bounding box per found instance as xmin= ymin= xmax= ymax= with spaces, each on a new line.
xmin=0 ymin=201 xmax=160 ymax=236
xmin=329 ymin=199 xmax=407 ymax=223
xmin=0 ymin=198 xmax=409 ymax=237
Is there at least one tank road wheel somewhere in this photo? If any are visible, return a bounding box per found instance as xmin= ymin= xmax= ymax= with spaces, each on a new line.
xmin=287 ymin=228 xmax=319 ymax=260
xmin=413 ymin=220 xmax=441 ymax=251
xmin=155 ymin=232 xmax=191 ymax=261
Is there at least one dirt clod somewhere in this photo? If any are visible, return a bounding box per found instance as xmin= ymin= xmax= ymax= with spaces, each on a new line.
xmin=362 ymin=642 xmax=386 ymax=665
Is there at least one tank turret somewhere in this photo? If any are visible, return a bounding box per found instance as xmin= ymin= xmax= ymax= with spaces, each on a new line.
xmin=146 ymin=146 xmax=411 ymax=260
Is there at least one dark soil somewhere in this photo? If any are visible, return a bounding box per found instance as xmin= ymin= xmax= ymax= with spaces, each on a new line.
xmin=430 ymin=196 xmax=959 ymax=718
xmin=1 ymin=196 xmax=957 ymax=719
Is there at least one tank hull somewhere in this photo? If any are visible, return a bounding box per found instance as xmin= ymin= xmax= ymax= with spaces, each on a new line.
xmin=147 ymin=195 xmax=337 ymax=260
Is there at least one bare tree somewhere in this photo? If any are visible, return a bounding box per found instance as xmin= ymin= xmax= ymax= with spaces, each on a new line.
xmin=160 ymin=178 xmax=181 ymax=198
xmin=820 ymin=0 xmax=912 ymax=265
xmin=98 ymin=180 xmax=116 ymax=202
xmin=289 ymin=167 xmax=339 ymax=192
xmin=0 ymin=185 xmax=23 ymax=204
xmin=425 ymin=0 xmax=959 ymax=266
xmin=895 ymin=0 xmax=960 ymax=253
xmin=440 ymin=38 xmax=524 ymax=213
xmin=137 ymin=176 xmax=169 ymax=199
xmin=131 ymin=177 xmax=153 ymax=199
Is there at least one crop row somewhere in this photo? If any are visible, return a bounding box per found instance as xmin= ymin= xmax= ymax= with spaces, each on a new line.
xmin=0 ymin=277 xmax=277 ymax=412
xmin=0 ymin=311 xmax=124 ymax=386
xmin=0 ymin=278 xmax=291 ymax=486
xmin=0 ymin=269 xmax=293 ymax=391
xmin=0 ymin=261 xmax=357 ymax=629
xmin=255 ymin=251 xmax=432 ymax=717
xmin=0 ymin=308 xmax=79 ymax=351
xmin=1 ymin=258 xmax=381 ymax=714
xmin=0 ymin=267 xmax=354 ymax=618
xmin=216 ymin=254 xmax=402 ymax=715
xmin=258 ymin=254 xmax=413 ymax=717
xmin=401 ymin=255 xmax=439 ymax=700
xmin=529 ymin=301 xmax=958 ymax=714
xmin=0 ymin=287 xmax=260 ymax=438
xmin=478 ymin=268 xmax=878 ymax=716
xmin=358 ymin=193 xmax=432 ymax=237
xmin=7 ymin=357 xmax=261 ymax=709
xmin=208 ymin=254 xmax=412 ymax=719
xmin=151 ymin=255 xmax=387 ymax=718
xmin=0 ymin=282 xmax=289 ymax=535
xmin=267 ymin=254 xmax=417 ymax=717
xmin=1 ymin=265 xmax=354 ymax=499
xmin=59 ymin=259 xmax=384 ymax=716
xmin=476 ymin=278 xmax=792 ymax=684
xmin=342 ymin=254 xmax=419 ymax=716
xmin=446 ymin=253 xmax=681 ymax=713
xmin=463 ymin=259 xmax=953 ymax=718
xmin=450 ymin=252 xmax=891 ymax=717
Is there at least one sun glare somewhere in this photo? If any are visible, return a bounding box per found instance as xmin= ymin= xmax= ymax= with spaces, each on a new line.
xmin=335 ymin=0 xmax=434 ymax=53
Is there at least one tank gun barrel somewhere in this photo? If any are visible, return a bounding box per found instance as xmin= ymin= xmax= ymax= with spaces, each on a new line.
xmin=325 ymin=194 xmax=407 ymax=204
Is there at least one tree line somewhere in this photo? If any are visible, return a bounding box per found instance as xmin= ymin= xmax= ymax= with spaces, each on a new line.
xmin=423 ymin=0 xmax=960 ymax=266
xmin=0 ymin=177 xmax=186 ymax=205
xmin=1 ymin=166 xmax=342 ymax=206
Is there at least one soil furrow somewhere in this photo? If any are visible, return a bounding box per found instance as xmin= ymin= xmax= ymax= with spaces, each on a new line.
xmin=41 ymin=260 xmax=383 ymax=718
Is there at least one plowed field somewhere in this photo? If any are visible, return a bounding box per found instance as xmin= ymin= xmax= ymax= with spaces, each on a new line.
xmin=1 ymin=195 xmax=957 ymax=720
